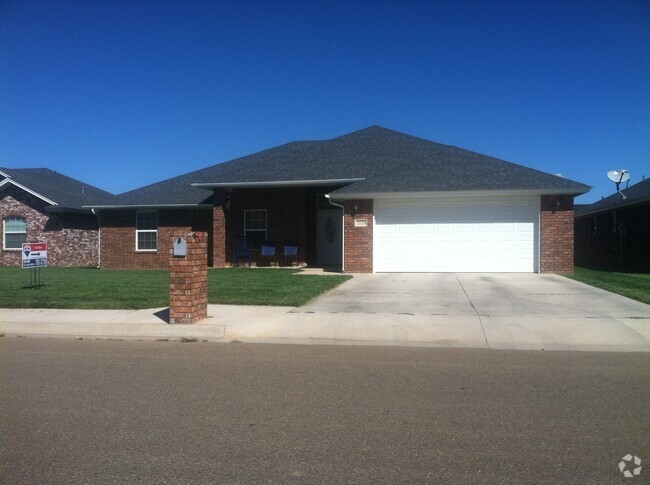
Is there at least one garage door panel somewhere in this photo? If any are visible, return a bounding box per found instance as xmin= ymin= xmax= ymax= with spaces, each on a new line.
xmin=497 ymin=240 xmax=514 ymax=250
xmin=374 ymin=197 xmax=539 ymax=273
xmin=516 ymin=240 xmax=533 ymax=251
xmin=497 ymin=223 xmax=514 ymax=232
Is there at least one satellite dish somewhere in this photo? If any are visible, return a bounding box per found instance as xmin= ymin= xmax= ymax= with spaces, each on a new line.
xmin=607 ymin=169 xmax=629 ymax=200
xmin=607 ymin=170 xmax=630 ymax=183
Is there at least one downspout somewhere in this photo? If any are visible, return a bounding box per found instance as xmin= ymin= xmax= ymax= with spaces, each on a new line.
xmin=324 ymin=194 xmax=345 ymax=274
xmin=92 ymin=208 xmax=101 ymax=268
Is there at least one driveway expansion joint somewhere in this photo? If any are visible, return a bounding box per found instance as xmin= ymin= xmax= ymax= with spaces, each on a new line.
xmin=455 ymin=273 xmax=490 ymax=349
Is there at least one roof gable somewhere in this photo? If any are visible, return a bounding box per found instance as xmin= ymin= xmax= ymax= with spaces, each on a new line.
xmin=0 ymin=167 xmax=114 ymax=211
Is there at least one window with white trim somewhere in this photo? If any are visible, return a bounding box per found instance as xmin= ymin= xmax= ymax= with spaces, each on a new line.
xmin=3 ymin=216 xmax=27 ymax=250
xmin=244 ymin=209 xmax=267 ymax=249
xmin=136 ymin=211 xmax=158 ymax=251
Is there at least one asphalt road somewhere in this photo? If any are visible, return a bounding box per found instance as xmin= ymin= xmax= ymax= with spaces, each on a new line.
xmin=1 ymin=337 xmax=648 ymax=484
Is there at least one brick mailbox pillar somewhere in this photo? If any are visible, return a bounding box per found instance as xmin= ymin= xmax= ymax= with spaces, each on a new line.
xmin=169 ymin=232 xmax=208 ymax=324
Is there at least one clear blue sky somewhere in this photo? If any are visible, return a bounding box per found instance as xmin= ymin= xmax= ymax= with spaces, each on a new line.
xmin=2 ymin=0 xmax=648 ymax=203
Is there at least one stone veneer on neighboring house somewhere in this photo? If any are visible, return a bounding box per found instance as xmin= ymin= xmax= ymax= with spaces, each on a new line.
xmin=1 ymin=185 xmax=100 ymax=267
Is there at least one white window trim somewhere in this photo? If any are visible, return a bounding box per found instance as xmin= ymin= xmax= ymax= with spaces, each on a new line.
xmin=136 ymin=210 xmax=158 ymax=252
xmin=3 ymin=216 xmax=27 ymax=251
xmin=244 ymin=209 xmax=267 ymax=243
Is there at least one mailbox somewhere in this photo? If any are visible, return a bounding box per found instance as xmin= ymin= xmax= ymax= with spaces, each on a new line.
xmin=173 ymin=237 xmax=187 ymax=257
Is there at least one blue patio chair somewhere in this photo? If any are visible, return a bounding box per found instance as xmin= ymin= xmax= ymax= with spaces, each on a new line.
xmin=260 ymin=241 xmax=277 ymax=266
xmin=232 ymin=237 xmax=252 ymax=267
xmin=283 ymin=241 xmax=298 ymax=267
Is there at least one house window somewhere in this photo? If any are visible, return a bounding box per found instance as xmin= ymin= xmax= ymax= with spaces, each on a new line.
xmin=136 ymin=211 xmax=158 ymax=251
xmin=3 ymin=216 xmax=27 ymax=250
xmin=244 ymin=209 xmax=267 ymax=249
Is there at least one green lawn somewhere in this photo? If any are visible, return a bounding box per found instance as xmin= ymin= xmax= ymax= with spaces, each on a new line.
xmin=565 ymin=267 xmax=650 ymax=305
xmin=0 ymin=267 xmax=351 ymax=309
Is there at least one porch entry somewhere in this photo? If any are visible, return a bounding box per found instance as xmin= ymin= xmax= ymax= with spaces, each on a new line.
xmin=316 ymin=208 xmax=343 ymax=266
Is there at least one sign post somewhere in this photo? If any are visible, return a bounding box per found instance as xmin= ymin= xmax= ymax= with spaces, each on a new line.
xmin=22 ymin=242 xmax=48 ymax=287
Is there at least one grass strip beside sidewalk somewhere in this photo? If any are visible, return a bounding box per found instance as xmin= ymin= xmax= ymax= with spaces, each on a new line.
xmin=566 ymin=267 xmax=650 ymax=305
xmin=0 ymin=267 xmax=350 ymax=309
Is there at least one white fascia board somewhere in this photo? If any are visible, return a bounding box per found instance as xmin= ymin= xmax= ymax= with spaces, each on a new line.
xmin=82 ymin=203 xmax=213 ymax=210
xmin=0 ymin=178 xmax=58 ymax=206
xmin=329 ymin=188 xmax=588 ymax=200
xmin=0 ymin=170 xmax=11 ymax=178
xmin=191 ymin=178 xmax=365 ymax=190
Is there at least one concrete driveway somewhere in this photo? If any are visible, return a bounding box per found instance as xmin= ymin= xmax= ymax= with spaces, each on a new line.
xmin=2 ymin=273 xmax=648 ymax=352
xmin=294 ymin=273 xmax=650 ymax=351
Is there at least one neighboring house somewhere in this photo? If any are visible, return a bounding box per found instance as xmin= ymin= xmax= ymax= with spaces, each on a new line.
xmin=0 ymin=167 xmax=113 ymax=267
xmin=574 ymin=178 xmax=650 ymax=272
xmin=88 ymin=126 xmax=590 ymax=273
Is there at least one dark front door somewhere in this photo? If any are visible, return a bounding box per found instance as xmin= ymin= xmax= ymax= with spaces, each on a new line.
xmin=316 ymin=208 xmax=342 ymax=266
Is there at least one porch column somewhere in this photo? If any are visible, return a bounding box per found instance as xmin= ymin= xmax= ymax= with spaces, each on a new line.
xmin=213 ymin=191 xmax=227 ymax=268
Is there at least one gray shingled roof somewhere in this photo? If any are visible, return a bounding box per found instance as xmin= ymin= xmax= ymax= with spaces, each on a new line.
xmin=94 ymin=126 xmax=590 ymax=207
xmin=575 ymin=178 xmax=650 ymax=217
xmin=0 ymin=167 xmax=114 ymax=211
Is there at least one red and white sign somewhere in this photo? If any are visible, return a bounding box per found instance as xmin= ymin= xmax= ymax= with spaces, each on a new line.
xmin=22 ymin=243 xmax=48 ymax=269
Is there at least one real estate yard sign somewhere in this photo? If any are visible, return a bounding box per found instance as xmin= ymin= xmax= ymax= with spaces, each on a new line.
xmin=22 ymin=242 xmax=48 ymax=269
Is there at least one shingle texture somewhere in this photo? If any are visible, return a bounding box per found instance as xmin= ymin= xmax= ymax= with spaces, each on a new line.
xmin=575 ymin=178 xmax=650 ymax=217
xmin=0 ymin=167 xmax=114 ymax=210
xmin=96 ymin=126 xmax=590 ymax=206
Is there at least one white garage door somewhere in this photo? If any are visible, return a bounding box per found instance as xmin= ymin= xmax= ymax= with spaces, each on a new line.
xmin=374 ymin=196 xmax=539 ymax=273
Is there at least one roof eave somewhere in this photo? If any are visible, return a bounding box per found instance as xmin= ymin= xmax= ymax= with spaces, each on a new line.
xmin=83 ymin=203 xmax=214 ymax=210
xmin=574 ymin=194 xmax=650 ymax=218
xmin=45 ymin=206 xmax=93 ymax=214
xmin=328 ymin=187 xmax=591 ymax=200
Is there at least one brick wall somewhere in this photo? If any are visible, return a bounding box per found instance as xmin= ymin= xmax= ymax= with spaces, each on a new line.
xmin=213 ymin=204 xmax=227 ymax=268
xmin=227 ymin=187 xmax=307 ymax=266
xmin=1 ymin=187 xmax=99 ymax=267
xmin=343 ymin=199 xmax=373 ymax=273
xmin=100 ymin=208 xmax=212 ymax=269
xmin=169 ymin=232 xmax=208 ymax=324
xmin=540 ymin=195 xmax=575 ymax=273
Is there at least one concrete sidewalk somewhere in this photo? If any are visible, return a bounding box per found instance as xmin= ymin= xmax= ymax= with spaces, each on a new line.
xmin=2 ymin=300 xmax=649 ymax=352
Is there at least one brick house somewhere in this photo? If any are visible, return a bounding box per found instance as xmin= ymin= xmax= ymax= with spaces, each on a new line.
xmin=0 ymin=167 xmax=113 ymax=267
xmin=575 ymin=178 xmax=650 ymax=272
xmin=89 ymin=126 xmax=590 ymax=273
